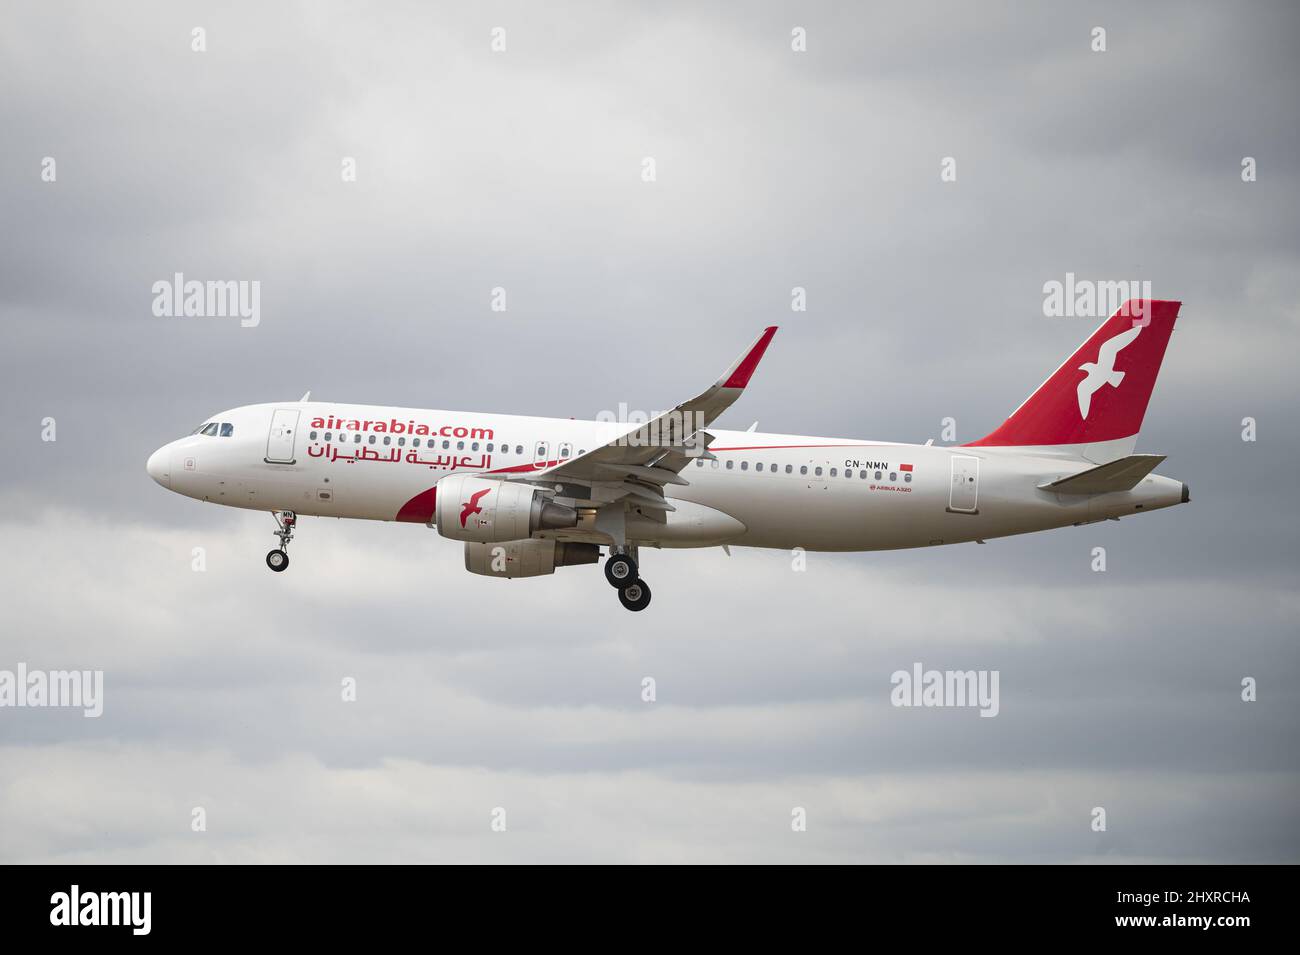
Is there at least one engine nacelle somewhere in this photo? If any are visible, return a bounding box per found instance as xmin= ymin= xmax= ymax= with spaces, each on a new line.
xmin=435 ymin=474 xmax=578 ymax=543
xmin=464 ymin=539 xmax=600 ymax=578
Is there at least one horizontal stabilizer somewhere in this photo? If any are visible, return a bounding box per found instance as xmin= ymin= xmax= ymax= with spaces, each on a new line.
xmin=1039 ymin=454 xmax=1166 ymax=494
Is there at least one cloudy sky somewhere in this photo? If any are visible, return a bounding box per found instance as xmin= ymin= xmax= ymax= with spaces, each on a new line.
xmin=1 ymin=0 xmax=1297 ymax=862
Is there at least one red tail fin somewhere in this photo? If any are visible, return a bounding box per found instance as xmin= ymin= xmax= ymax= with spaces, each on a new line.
xmin=966 ymin=299 xmax=1180 ymax=448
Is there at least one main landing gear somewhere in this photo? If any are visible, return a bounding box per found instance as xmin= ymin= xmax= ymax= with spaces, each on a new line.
xmin=618 ymin=579 xmax=651 ymax=612
xmin=604 ymin=553 xmax=636 ymax=588
xmin=605 ymin=550 xmax=651 ymax=612
xmin=266 ymin=510 xmax=296 ymax=573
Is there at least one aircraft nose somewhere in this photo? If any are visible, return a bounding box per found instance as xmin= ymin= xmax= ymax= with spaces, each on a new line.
xmin=147 ymin=446 xmax=171 ymax=489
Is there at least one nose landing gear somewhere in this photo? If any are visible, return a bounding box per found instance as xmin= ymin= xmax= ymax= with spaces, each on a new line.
xmin=266 ymin=510 xmax=296 ymax=573
xmin=605 ymin=549 xmax=651 ymax=612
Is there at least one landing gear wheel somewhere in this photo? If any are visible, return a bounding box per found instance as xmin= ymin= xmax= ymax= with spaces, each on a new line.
xmin=618 ymin=579 xmax=651 ymax=612
xmin=267 ymin=510 xmax=296 ymax=572
xmin=605 ymin=553 xmax=637 ymax=589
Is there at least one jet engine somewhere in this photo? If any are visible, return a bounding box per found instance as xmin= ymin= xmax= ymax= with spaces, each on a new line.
xmin=435 ymin=474 xmax=578 ymax=543
xmin=464 ymin=539 xmax=600 ymax=578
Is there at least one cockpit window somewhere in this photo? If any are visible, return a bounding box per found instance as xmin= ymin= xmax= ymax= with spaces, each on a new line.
xmin=219 ymin=423 xmax=234 ymax=437
xmin=200 ymin=423 xmax=219 ymax=436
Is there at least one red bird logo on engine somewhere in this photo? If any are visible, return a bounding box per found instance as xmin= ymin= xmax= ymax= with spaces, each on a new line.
xmin=460 ymin=488 xmax=491 ymax=527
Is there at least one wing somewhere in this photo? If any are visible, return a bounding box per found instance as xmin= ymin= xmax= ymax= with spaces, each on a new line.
xmin=510 ymin=326 xmax=778 ymax=516
xmin=1096 ymin=324 xmax=1142 ymax=365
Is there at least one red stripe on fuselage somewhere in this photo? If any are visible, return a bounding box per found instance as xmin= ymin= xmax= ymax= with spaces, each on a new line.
xmin=395 ymin=486 xmax=437 ymax=523
xmin=395 ymin=459 xmax=565 ymax=521
xmin=394 ymin=446 xmax=880 ymax=521
xmin=709 ymin=443 xmax=882 ymax=452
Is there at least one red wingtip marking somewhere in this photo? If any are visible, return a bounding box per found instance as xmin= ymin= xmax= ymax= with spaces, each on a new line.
xmin=723 ymin=326 xmax=778 ymax=389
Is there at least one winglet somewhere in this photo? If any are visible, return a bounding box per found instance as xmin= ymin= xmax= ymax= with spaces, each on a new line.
xmin=721 ymin=326 xmax=778 ymax=389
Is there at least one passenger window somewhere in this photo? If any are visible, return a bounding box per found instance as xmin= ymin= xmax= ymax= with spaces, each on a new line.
xmin=413 ymin=438 xmax=421 ymax=448
xmin=309 ymin=430 xmax=318 ymax=440
xmin=561 ymin=446 xmax=570 ymax=458
xmin=726 ymin=460 xmax=734 ymax=470
xmin=458 ymin=441 xmax=465 ymax=450
xmin=220 ymin=423 xmax=233 ymax=437
xmin=398 ymin=437 xmax=406 ymax=446
xmin=889 ymin=472 xmax=897 ymax=481
xmin=324 ymin=432 xmax=332 ymax=441
xmin=486 ymin=443 xmax=493 ymax=452
xmin=860 ymin=470 xmax=868 ymax=479
xmin=696 ymin=460 xmax=704 ymax=467
xmin=904 ymin=473 xmax=912 ymax=483
xmin=875 ymin=471 xmax=882 ymax=480
xmin=755 ymin=463 xmax=763 ymax=472
xmin=785 ymin=465 xmax=792 ymax=474
xmin=800 ymin=466 xmax=808 ymax=475
xmin=740 ymin=461 xmax=748 ymax=471
xmin=815 ymin=467 xmax=823 ymax=476
xmin=515 ymin=445 xmax=523 ymax=455
xmin=711 ymin=460 xmax=719 ymax=469
xmin=443 ymin=440 xmax=450 ymax=450
xmin=845 ymin=470 xmax=852 ymax=479
xmin=368 ymin=435 xmax=376 ymax=445
xmin=383 ymin=436 xmax=391 ymax=446
xmin=354 ymin=434 xmax=361 ymax=444
xmin=472 ymin=441 xmax=479 ymax=451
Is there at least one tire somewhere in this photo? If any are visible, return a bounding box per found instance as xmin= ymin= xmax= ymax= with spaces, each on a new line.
xmin=618 ymin=580 xmax=651 ymax=612
xmin=266 ymin=549 xmax=289 ymax=572
xmin=604 ymin=554 xmax=637 ymax=589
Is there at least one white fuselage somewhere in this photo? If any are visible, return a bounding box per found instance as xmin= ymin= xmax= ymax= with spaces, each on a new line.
xmin=147 ymin=401 xmax=1186 ymax=552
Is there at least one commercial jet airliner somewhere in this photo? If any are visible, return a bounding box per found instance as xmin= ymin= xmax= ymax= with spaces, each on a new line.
xmin=147 ymin=299 xmax=1188 ymax=611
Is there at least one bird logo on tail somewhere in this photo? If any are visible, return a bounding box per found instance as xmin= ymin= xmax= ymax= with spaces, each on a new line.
xmin=1077 ymin=324 xmax=1142 ymax=419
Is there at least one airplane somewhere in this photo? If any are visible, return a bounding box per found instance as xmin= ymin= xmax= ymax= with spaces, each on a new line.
xmin=146 ymin=298 xmax=1188 ymax=611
